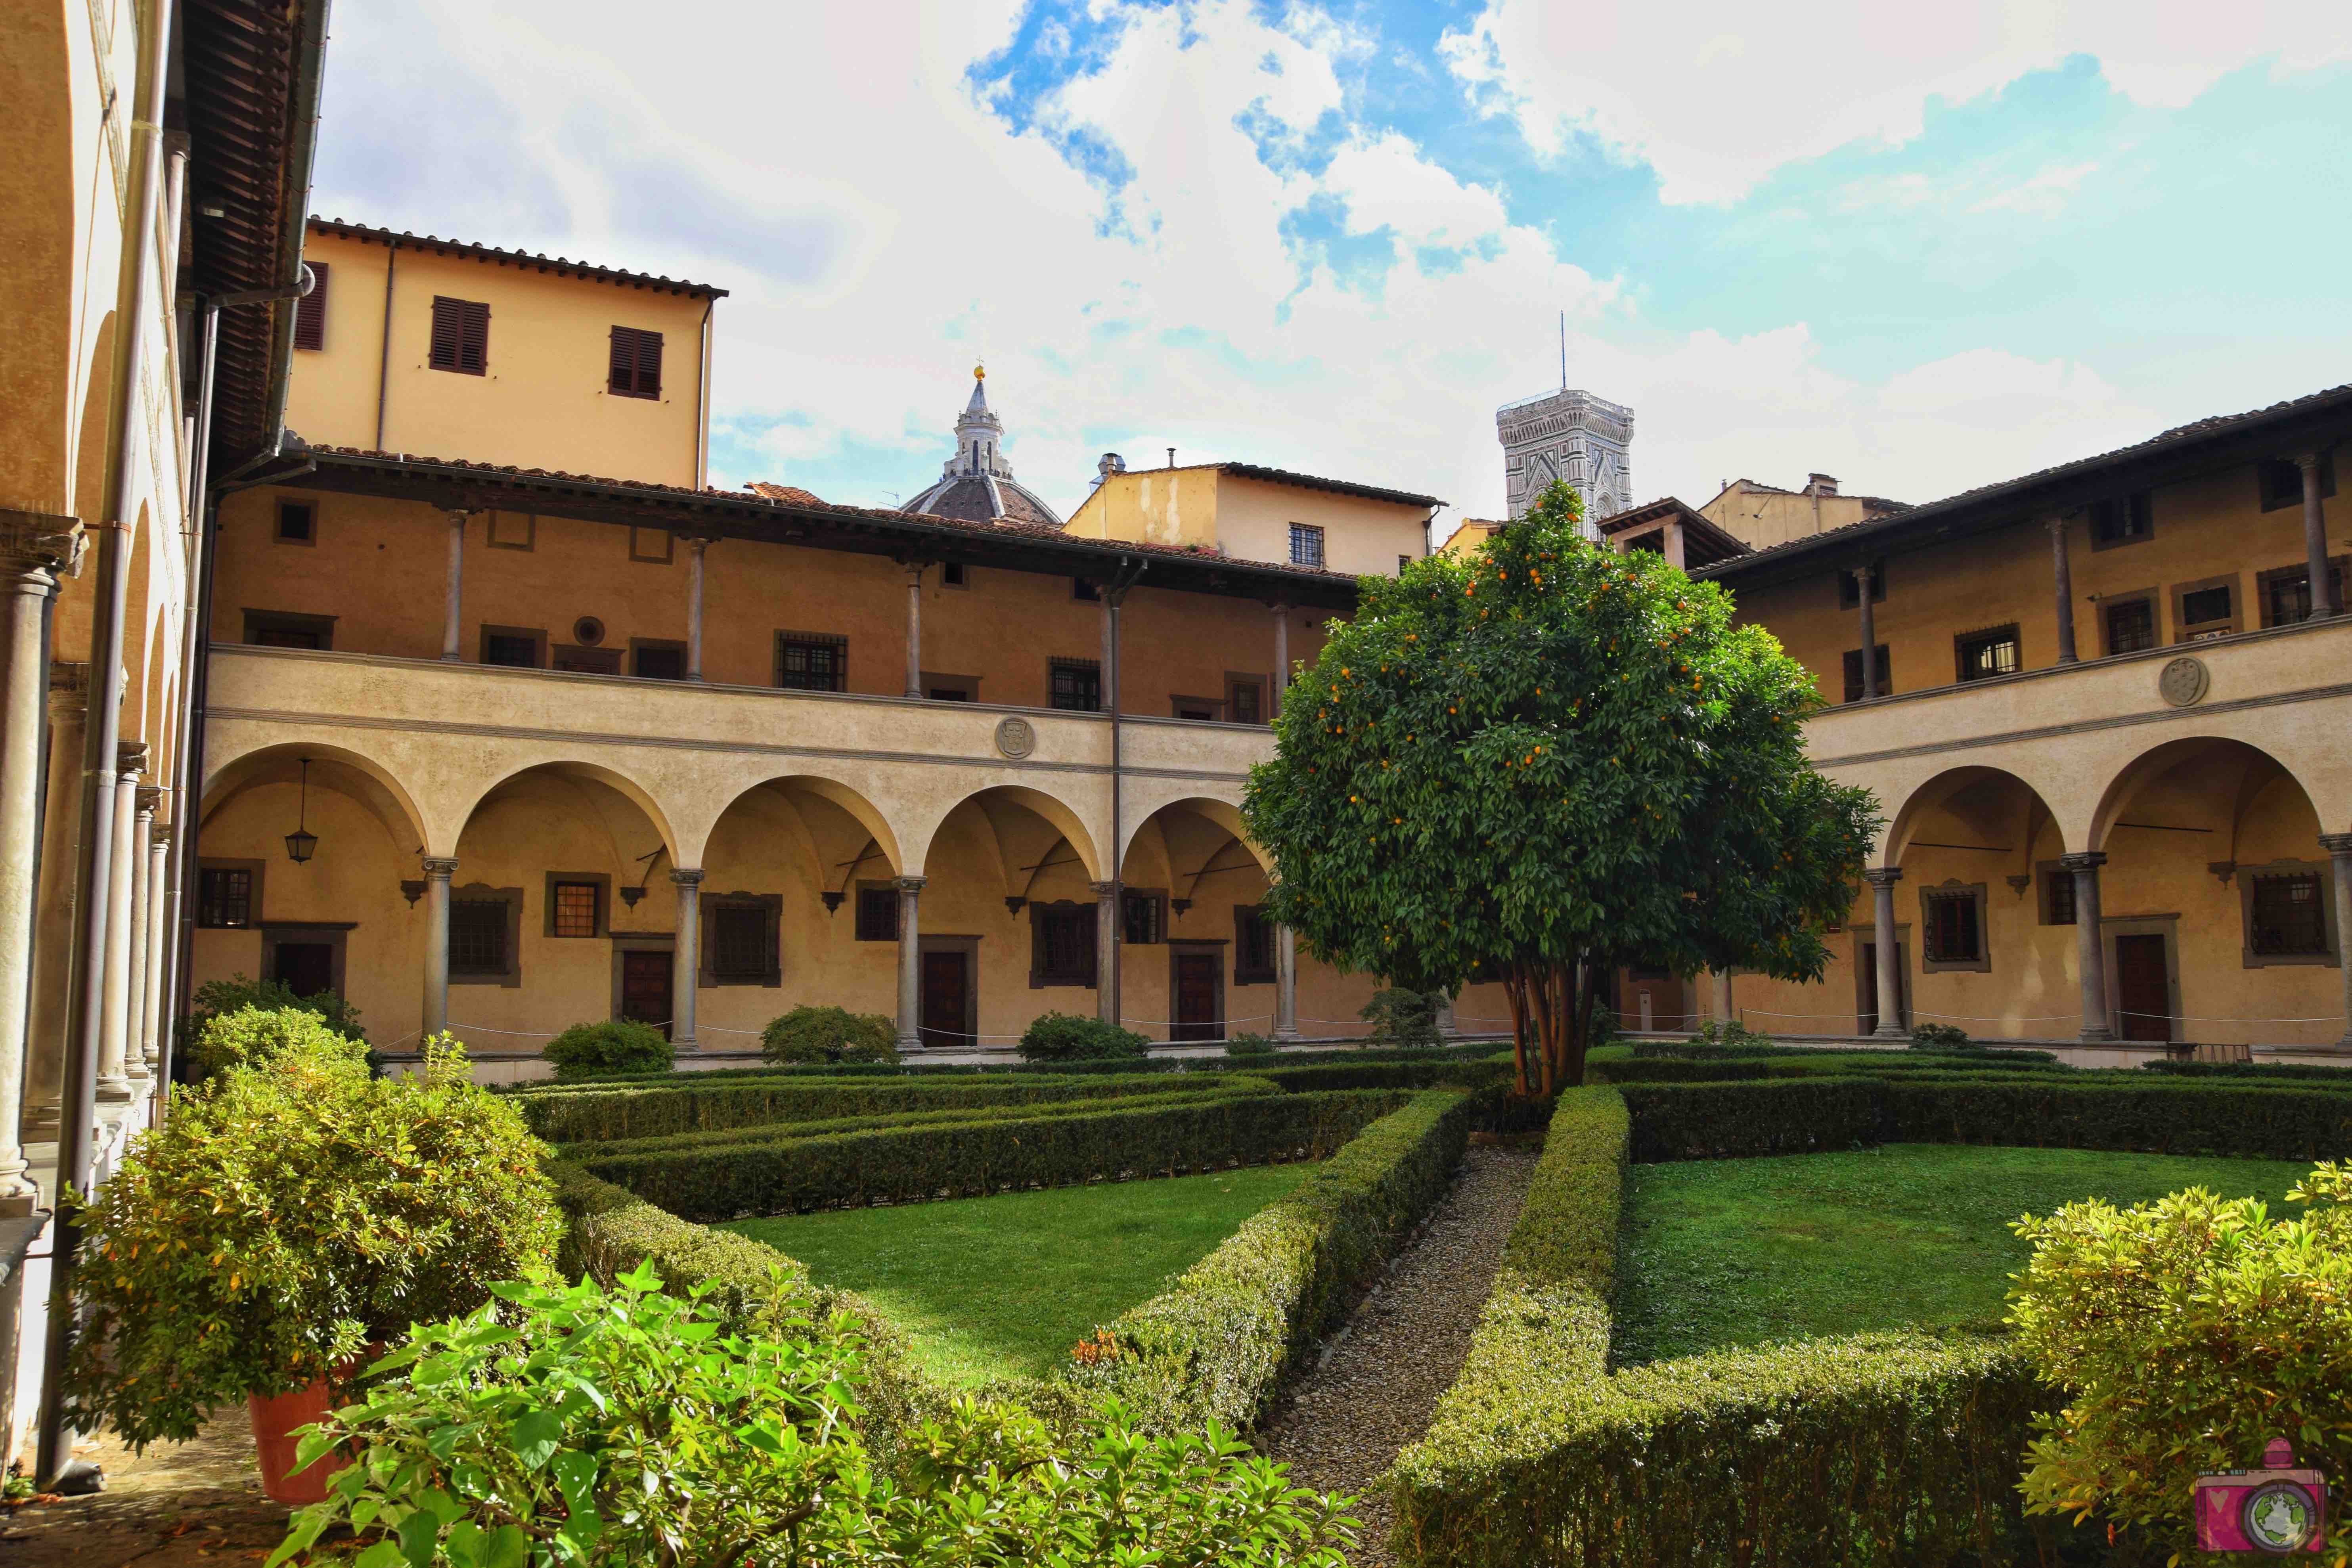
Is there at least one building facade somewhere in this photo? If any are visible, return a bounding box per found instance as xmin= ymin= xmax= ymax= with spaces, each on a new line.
xmin=1062 ymin=459 xmax=1439 ymax=580
xmin=1496 ymin=386 xmax=1635 ymax=526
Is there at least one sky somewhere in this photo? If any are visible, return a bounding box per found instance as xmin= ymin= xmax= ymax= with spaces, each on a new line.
xmin=307 ymin=0 xmax=2352 ymax=540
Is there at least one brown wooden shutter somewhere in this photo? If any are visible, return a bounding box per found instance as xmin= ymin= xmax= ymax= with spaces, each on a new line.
xmin=636 ymin=330 xmax=661 ymax=398
xmin=458 ymin=300 xmax=489 ymax=374
xmin=608 ymin=327 xmax=662 ymax=398
xmin=430 ymin=297 xmax=462 ymax=369
xmin=293 ymin=262 xmax=329 ymax=350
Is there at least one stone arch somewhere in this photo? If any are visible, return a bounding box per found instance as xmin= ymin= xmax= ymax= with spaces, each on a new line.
xmin=2088 ymin=737 xmax=2325 ymax=856
xmin=201 ymin=739 xmax=431 ymax=854
xmin=916 ymin=784 xmax=1099 ymax=883
xmin=453 ymin=759 xmax=681 ymax=867
xmin=700 ymin=773 xmax=905 ymax=894
xmin=0 ymin=3 xmax=79 ymax=515
xmin=1884 ymin=764 xmax=2070 ymax=869
xmin=1120 ymin=794 xmax=1266 ymax=876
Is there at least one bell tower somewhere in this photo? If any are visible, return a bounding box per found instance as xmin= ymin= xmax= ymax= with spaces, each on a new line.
xmin=1496 ymin=386 xmax=1636 ymax=531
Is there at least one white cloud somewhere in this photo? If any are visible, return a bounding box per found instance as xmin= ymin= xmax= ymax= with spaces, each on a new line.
xmin=1441 ymin=0 xmax=2352 ymax=205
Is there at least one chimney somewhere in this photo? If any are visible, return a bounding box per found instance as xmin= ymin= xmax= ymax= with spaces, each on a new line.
xmin=1167 ymin=447 xmax=1176 ymax=469
xmin=1806 ymin=473 xmax=1840 ymax=496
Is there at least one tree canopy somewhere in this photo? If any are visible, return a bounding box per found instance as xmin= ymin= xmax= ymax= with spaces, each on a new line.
xmin=1242 ymin=481 xmax=1879 ymax=1094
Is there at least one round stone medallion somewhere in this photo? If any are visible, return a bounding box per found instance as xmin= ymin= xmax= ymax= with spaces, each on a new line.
xmin=995 ymin=716 xmax=1036 ymax=759
xmin=2157 ymin=655 xmax=2209 ymax=708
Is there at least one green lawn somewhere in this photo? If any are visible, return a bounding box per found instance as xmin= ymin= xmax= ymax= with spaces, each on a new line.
xmin=1613 ymin=1144 xmax=2314 ymax=1365
xmin=720 ymin=1164 xmax=1315 ymax=1385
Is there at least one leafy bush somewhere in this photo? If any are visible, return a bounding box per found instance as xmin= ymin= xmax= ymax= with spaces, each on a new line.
xmin=1018 ymin=1010 xmax=1151 ymax=1062
xmin=1359 ymin=988 xmax=1440 ymax=1049
xmin=760 ymin=1004 xmax=898 ymax=1065
xmin=1687 ymin=1017 xmax=1776 ymax=1051
xmin=178 ymin=973 xmax=366 ymax=1066
xmin=580 ymin=1089 xmax=1408 ymax=1223
xmin=184 ymin=1004 xmax=369 ymax=1083
xmin=2009 ymin=1160 xmax=2352 ymax=1559
xmin=1909 ymin=1021 xmax=1975 ymax=1050
xmin=271 ymin=1263 xmax=1355 ymax=1568
xmin=1076 ymin=1089 xmax=1473 ymax=1432
xmin=63 ymin=1038 xmax=561 ymax=1447
xmin=542 ymin=1018 xmax=674 ymax=1082
xmin=1225 ymin=1030 xmax=1278 ymax=1057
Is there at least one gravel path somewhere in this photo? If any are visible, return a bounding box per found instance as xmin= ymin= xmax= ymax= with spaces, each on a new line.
xmin=1258 ymin=1143 xmax=1539 ymax=1566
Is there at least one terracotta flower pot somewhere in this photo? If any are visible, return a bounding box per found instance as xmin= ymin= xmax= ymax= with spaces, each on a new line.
xmin=248 ymin=1378 xmax=344 ymax=1506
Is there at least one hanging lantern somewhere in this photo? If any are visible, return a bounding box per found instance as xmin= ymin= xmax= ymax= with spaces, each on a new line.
xmin=285 ymin=758 xmax=319 ymax=863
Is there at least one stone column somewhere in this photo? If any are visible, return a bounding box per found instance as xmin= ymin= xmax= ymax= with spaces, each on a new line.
xmin=903 ymin=564 xmax=923 ymax=698
xmin=440 ymin=509 xmax=468 ymax=661
xmin=671 ymin=868 xmax=702 ymax=1050
xmin=1854 ymin=565 xmax=1879 ymax=699
xmin=2320 ymin=834 xmax=2352 ymax=1049
xmin=1711 ymin=968 xmax=1735 ymax=1026
xmin=122 ymin=785 xmax=159 ymax=1089
xmin=96 ymin=745 xmax=146 ymax=1102
xmin=142 ymin=823 xmax=170 ymax=1080
xmin=1273 ymin=923 xmax=1300 ymax=1042
xmin=1271 ymin=603 xmax=1290 ymax=717
xmin=1865 ymin=867 xmax=1904 ymax=1037
xmin=894 ymin=875 xmax=925 ymax=1051
xmin=2299 ymin=454 xmax=2338 ymax=619
xmin=26 ymin=664 xmax=90 ymax=1134
xmin=1433 ymin=991 xmax=1460 ymax=1039
xmin=2049 ymin=515 xmax=2078 ymax=664
xmin=421 ymin=856 xmax=457 ymax=1040
xmin=0 ymin=519 xmax=81 ymax=1205
xmin=1091 ymin=880 xmax=1119 ymax=1026
xmin=685 ymin=536 xmax=712 ymax=681
xmin=2061 ymin=852 xmax=2113 ymax=1042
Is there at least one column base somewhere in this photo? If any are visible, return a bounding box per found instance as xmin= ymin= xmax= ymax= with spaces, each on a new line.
xmin=1272 ymin=1027 xmax=1301 ymax=1043
xmin=1872 ymin=1026 xmax=1908 ymax=1040
xmin=95 ymin=1075 xmax=133 ymax=1104
xmin=2078 ymin=1028 xmax=2116 ymax=1044
xmin=895 ymin=1033 xmax=921 ymax=1054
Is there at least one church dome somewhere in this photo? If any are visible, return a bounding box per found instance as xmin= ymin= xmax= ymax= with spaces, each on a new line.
xmin=899 ymin=368 xmax=1065 ymax=529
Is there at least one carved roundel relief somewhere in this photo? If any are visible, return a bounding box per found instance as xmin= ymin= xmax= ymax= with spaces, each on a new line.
xmin=2158 ymin=655 xmax=2209 ymax=708
xmin=995 ymin=716 xmax=1036 ymax=759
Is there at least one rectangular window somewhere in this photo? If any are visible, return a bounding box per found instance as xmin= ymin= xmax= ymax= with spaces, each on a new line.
xmin=2249 ymin=871 xmax=2327 ymax=956
xmin=855 ymin=885 xmax=898 ymax=942
xmin=2259 ymin=456 xmax=2333 ymax=512
xmin=942 ymin=562 xmax=968 ymax=588
xmin=553 ymin=645 xmax=621 ymax=674
xmin=2088 ymin=492 xmax=2153 ymax=546
xmin=275 ymin=499 xmax=316 ymax=544
xmin=1034 ymin=903 xmax=1097 ymax=986
xmin=1050 ymin=659 xmax=1101 ymax=712
xmin=608 ymin=326 xmax=663 ymax=399
xmin=1840 ymin=645 xmax=1891 ymax=703
xmin=2040 ymin=863 xmax=2077 ymax=926
xmin=929 ymin=686 xmax=972 ymax=701
xmin=486 ymin=511 xmax=534 ymax=551
xmin=550 ymin=881 xmax=601 ymax=938
xmin=707 ymin=902 xmax=775 ymax=982
xmin=1234 ymin=906 xmax=1276 ymax=985
xmin=775 ymin=634 xmax=848 ymax=692
xmin=2258 ymin=559 xmax=2348 ymax=628
xmin=1073 ymin=578 xmax=1101 ymax=602
xmin=629 ymin=526 xmax=674 ymax=564
xmin=1922 ymin=889 xmax=1983 ymax=965
xmin=1227 ymin=676 xmax=1265 ymax=726
xmin=1122 ymin=890 xmax=1165 ymax=946
xmin=429 ymin=296 xmax=490 ymax=375
xmin=1172 ymin=697 xmax=1221 ymax=721
xmin=242 ymin=610 xmax=335 ymax=650
xmin=632 ymin=641 xmax=686 ymax=680
xmin=481 ymin=627 xmax=545 ymax=668
xmin=449 ymin=899 xmax=510 ymax=976
xmin=1954 ymin=624 xmax=2021 ymax=683
xmin=197 ymin=866 xmax=253 ymax=928
xmin=1289 ymin=523 xmax=1326 ymax=568
xmin=1835 ymin=561 xmax=1887 ymax=608
xmin=1399 ymin=554 xmax=1412 ymax=574
xmin=2174 ymin=577 xmax=2239 ymax=641
xmin=293 ymin=262 xmax=330 ymax=350
xmin=2103 ymin=596 xmax=2157 ymax=655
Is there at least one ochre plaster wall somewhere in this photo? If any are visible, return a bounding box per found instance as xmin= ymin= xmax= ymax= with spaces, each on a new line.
xmin=1066 ymin=468 xmax=1428 ymax=577
xmin=1699 ymin=484 xmax=1890 ymax=550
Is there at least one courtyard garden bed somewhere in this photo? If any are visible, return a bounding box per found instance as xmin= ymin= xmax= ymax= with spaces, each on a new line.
xmin=721 ymin=1164 xmax=1317 ymax=1384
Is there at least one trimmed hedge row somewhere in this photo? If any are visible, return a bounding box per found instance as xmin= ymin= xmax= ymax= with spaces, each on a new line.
xmin=1247 ymin=1057 xmax=1515 ymax=1094
xmin=1390 ymin=1088 xmax=2058 ymax=1567
xmin=579 ymin=1088 xmax=1413 ymax=1222
xmin=1623 ymin=1076 xmax=2352 ymax=1163
xmin=2139 ymin=1058 xmax=2352 ymax=1086
xmin=1071 ymin=1089 xmax=1474 ymax=1433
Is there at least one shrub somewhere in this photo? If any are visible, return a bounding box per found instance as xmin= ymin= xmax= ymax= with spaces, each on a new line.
xmin=2008 ymin=1160 xmax=2352 ymax=1559
xmin=270 ymin=1263 xmax=1356 ymax=1568
xmin=1075 ymin=1089 xmax=1473 ymax=1432
xmin=542 ymin=1018 xmax=674 ymax=1082
xmin=178 ymin=973 xmax=366 ymax=1065
xmin=1359 ymin=987 xmax=1440 ymax=1049
xmin=183 ymin=1004 xmax=369 ymax=1083
xmin=580 ymin=1089 xmax=1408 ymax=1222
xmin=1251 ymin=1057 xmax=1516 ymax=1095
xmin=63 ymin=1038 xmax=561 ymax=1447
xmin=1018 ymin=1010 xmax=1151 ymax=1062
xmin=1688 ymin=1017 xmax=1775 ymax=1051
xmin=1909 ymin=1021 xmax=1976 ymax=1050
xmin=760 ymin=1004 xmax=897 ymax=1065
xmin=1225 ymin=1030 xmax=1277 ymax=1057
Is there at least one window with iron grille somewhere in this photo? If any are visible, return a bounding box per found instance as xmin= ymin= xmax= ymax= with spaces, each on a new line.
xmin=1033 ymin=903 xmax=1097 ymax=986
xmin=776 ymin=634 xmax=847 ymax=691
xmin=1050 ymin=659 xmax=1101 ymax=712
xmin=483 ymin=630 xmax=541 ymax=668
xmin=1227 ymin=678 xmax=1263 ymax=725
xmin=429 ymin=296 xmax=490 ymax=375
xmin=2104 ymin=597 xmax=2156 ymax=655
xmin=1922 ymin=890 xmax=1983 ymax=965
xmin=2042 ymin=864 xmax=2077 ymax=927
xmin=2260 ymin=561 xmax=2348 ymax=628
xmin=632 ymin=642 xmax=685 ymax=680
xmin=1955 ymin=625 xmax=2021 ymax=683
xmin=2180 ymin=584 xmax=2233 ymax=630
xmin=1234 ymin=905 xmax=1276 ymax=984
xmin=2250 ymin=872 xmax=2327 ymax=956
xmin=197 ymin=867 xmax=253 ymax=928
xmin=608 ymin=326 xmax=663 ymax=399
xmin=293 ymin=262 xmax=330 ymax=350
xmin=707 ymin=902 xmax=775 ymax=982
xmin=450 ymin=899 xmax=509 ymax=975
xmin=551 ymin=881 xmax=600 ymax=938
xmin=1288 ymin=523 xmax=1325 ymax=568
xmin=1122 ymin=890 xmax=1165 ymax=946
xmin=1840 ymin=645 xmax=1891 ymax=703
xmin=855 ymin=885 xmax=898 ymax=942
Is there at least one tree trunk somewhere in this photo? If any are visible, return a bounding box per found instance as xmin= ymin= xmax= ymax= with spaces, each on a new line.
xmin=1502 ymin=972 xmax=1531 ymax=1098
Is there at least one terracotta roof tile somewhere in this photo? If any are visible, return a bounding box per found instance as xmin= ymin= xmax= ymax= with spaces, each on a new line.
xmin=744 ymin=481 xmax=825 ymax=507
xmin=308 ymin=217 xmax=729 ymax=298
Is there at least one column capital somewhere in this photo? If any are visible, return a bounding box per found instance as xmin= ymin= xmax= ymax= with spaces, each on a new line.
xmin=0 ymin=510 xmax=86 ymax=578
xmin=671 ymin=867 xmax=705 ymax=888
xmin=2297 ymin=451 xmax=2325 ymax=474
xmin=1861 ymin=866 xmax=1902 ymax=887
xmin=2057 ymin=852 xmax=2109 ymax=873
xmin=2318 ymin=833 xmax=2352 ymax=857
xmin=688 ymin=534 xmax=718 ymax=549
xmin=893 ymin=875 xmax=928 ymax=893
xmin=421 ymin=855 xmax=459 ymax=878
xmin=48 ymin=661 xmax=90 ymax=718
xmin=1089 ymin=880 xmax=1119 ymax=898
xmin=134 ymin=785 xmax=162 ymax=815
xmin=151 ymin=818 xmax=174 ymax=849
xmin=115 ymin=739 xmax=148 ymax=777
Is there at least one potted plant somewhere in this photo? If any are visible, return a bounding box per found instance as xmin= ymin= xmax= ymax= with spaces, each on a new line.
xmin=63 ymin=1024 xmax=561 ymax=1503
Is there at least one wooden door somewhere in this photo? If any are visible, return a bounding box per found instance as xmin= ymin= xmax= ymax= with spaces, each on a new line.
xmin=272 ymin=942 xmax=334 ymax=998
xmin=920 ymin=950 xmax=968 ymax=1051
xmin=1173 ymin=952 xmax=1221 ymax=1042
xmin=2114 ymin=934 xmax=2171 ymax=1042
xmin=620 ymin=950 xmax=673 ymax=1039
xmin=1859 ymin=942 xmax=1907 ymax=1035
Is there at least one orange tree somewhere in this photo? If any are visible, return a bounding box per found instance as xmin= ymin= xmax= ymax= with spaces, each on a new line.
xmin=1242 ymin=482 xmax=1877 ymax=1095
